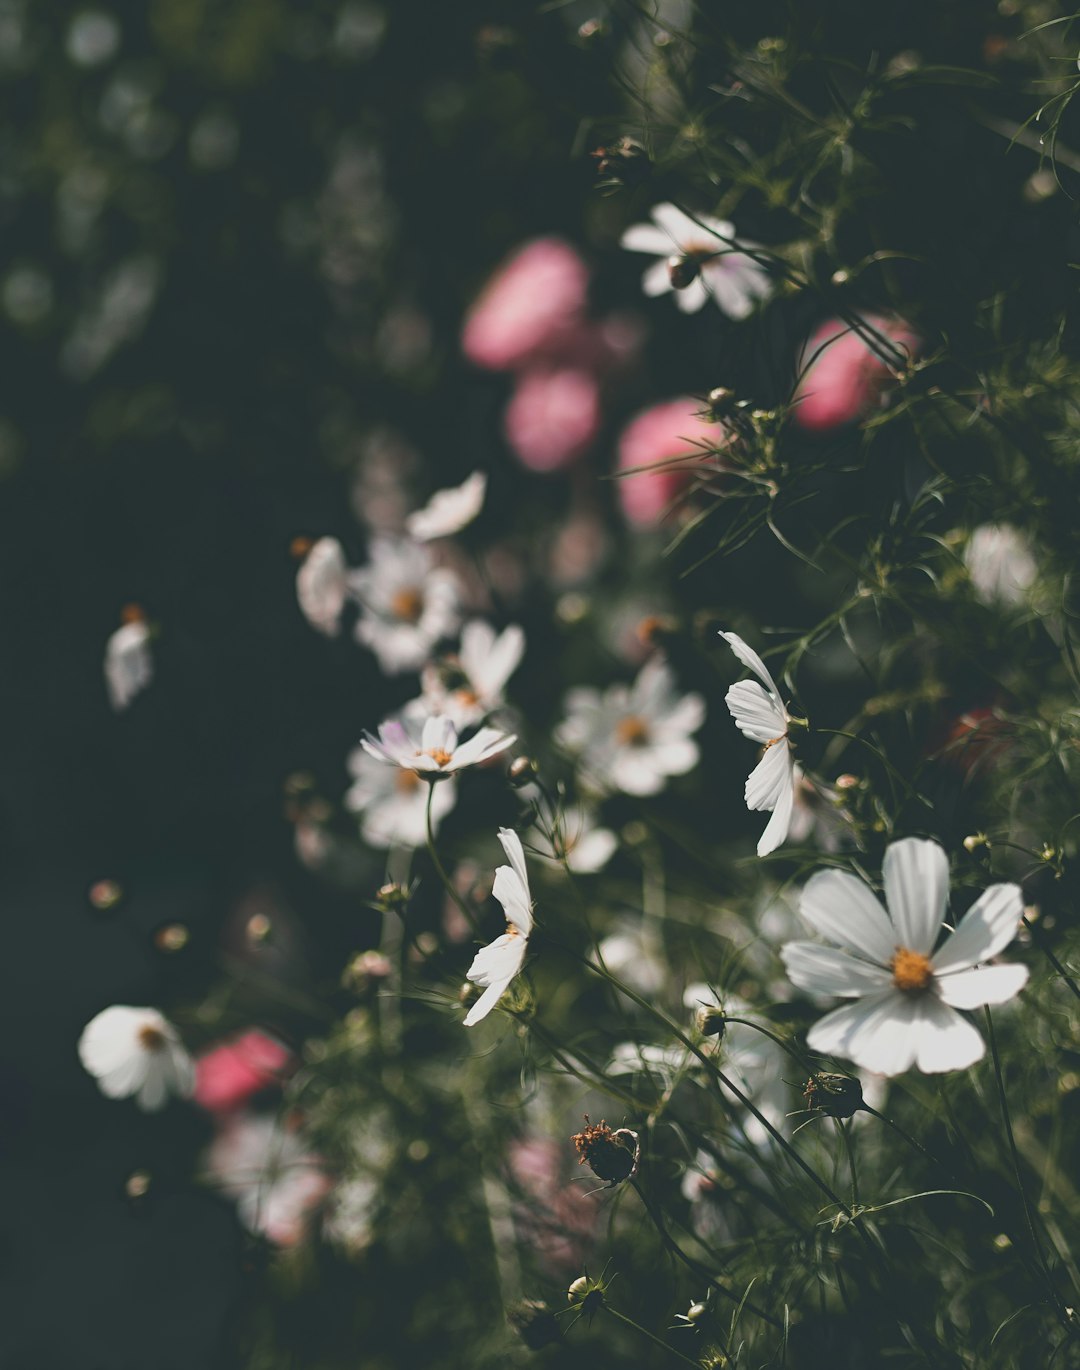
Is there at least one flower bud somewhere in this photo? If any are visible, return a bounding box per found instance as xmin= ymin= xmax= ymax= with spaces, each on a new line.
xmin=706 ymin=386 xmax=736 ymax=420
xmin=667 ymin=254 xmax=700 ymax=290
xmin=686 ymin=1301 xmax=708 ymax=1323
xmin=508 ymin=755 xmax=539 ymax=788
xmin=571 ymin=1116 xmax=640 ymax=1186
xmin=695 ymin=1005 xmax=726 ymax=1040
xmin=374 ymin=882 xmax=411 ymax=912
xmin=963 ymin=833 xmax=988 ymax=853
xmin=88 ymin=878 xmax=124 ymax=912
xmin=804 ymin=1072 xmax=864 ymax=1118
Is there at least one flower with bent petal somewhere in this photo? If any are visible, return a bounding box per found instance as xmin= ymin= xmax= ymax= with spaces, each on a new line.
xmin=406 ymin=471 xmax=487 ymax=542
xmin=621 ymin=203 xmax=771 ymax=318
xmin=413 ymin=621 xmax=525 ymax=731
xmin=464 ymin=828 xmax=534 ymax=1026
xmin=79 ymin=1005 xmax=195 ymax=1111
xmin=361 ymin=713 xmax=515 ymax=780
xmin=780 ymin=837 xmax=1028 ymax=1076
xmin=721 ymin=631 xmax=797 ymax=858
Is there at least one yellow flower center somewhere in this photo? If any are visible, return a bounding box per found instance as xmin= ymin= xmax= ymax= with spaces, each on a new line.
xmin=616 ymin=715 xmax=650 ymax=747
xmin=390 ymin=586 xmax=424 ymax=623
xmin=890 ymin=947 xmax=934 ymax=993
xmin=138 ymin=1025 xmax=167 ymax=1052
xmin=424 ymin=748 xmax=453 ymax=767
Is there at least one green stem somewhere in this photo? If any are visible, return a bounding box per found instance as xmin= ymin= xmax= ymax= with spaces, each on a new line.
xmin=425 ymin=781 xmax=480 ymax=934
xmin=602 ymin=1304 xmax=705 ymax=1369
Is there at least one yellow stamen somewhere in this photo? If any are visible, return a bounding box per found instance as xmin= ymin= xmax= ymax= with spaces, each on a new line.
xmin=390 ymin=586 xmax=424 ymax=623
xmin=890 ymin=947 xmax=934 ymax=993
xmin=616 ymin=715 xmax=649 ymax=747
xmin=138 ymin=1025 xmax=167 ymax=1052
xmin=425 ymin=748 xmax=453 ymax=767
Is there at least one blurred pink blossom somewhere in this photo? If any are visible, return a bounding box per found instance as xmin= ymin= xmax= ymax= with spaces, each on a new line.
xmin=508 ymin=1136 xmax=598 ymax=1274
xmin=793 ymin=316 xmax=919 ymax=432
xmin=462 ymin=237 xmax=589 ymax=371
xmin=615 ymin=397 xmax=720 ymax=526
xmin=504 ymin=367 xmax=601 ymax=472
xmin=194 ymin=1030 xmax=294 ymax=1113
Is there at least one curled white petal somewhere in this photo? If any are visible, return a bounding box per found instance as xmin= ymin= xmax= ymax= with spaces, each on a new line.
xmin=406 ymin=471 xmax=487 ymax=542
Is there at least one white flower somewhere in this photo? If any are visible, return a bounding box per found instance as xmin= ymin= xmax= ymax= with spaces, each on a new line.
xmin=413 ymin=620 xmax=525 ymax=729
xmin=205 ymin=1113 xmax=330 ymax=1246
xmin=405 ymin=470 xmax=487 ymax=541
xmin=620 ymin=203 xmax=772 ymax=318
xmin=361 ymin=713 xmax=516 ymax=779
xmin=350 ymin=535 xmax=462 ymax=674
xmin=721 ymin=630 xmax=797 ymax=858
xmin=609 ymin=1041 xmax=690 ymax=1079
xmin=598 ymin=923 xmax=667 ymax=996
xmin=532 ymin=803 xmax=617 ymax=874
xmin=463 ymin=828 xmax=534 ymax=1026
xmin=345 ymin=743 xmax=457 ymax=847
xmin=780 ymin=837 xmax=1028 ymax=1076
xmin=78 ymin=1005 xmax=195 ymax=1112
xmin=964 ymin=523 xmax=1037 ymax=609
xmin=556 ymin=657 xmax=705 ymax=796
xmin=296 ymin=536 xmax=348 ymax=636
xmin=104 ymin=617 xmax=153 ymax=711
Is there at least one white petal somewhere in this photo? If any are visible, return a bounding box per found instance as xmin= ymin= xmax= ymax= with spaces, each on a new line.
xmin=674 ymin=277 xmax=708 ymax=313
xmin=405 ymin=471 xmax=487 ymax=541
xmin=725 ymin=681 xmax=786 ymax=743
xmin=935 ymin=962 xmax=1029 ymax=1009
xmin=781 ymin=942 xmax=893 ymax=998
xmin=98 ymin=1054 xmax=149 ymax=1099
xmin=492 ymin=867 xmax=533 ymax=935
xmin=136 ymin=1067 xmax=169 ymax=1112
xmin=621 ymin=223 xmax=676 ymax=255
xmin=448 ymin=727 xmax=516 ymax=769
xmin=883 ymin=838 xmax=950 ymax=956
xmin=719 ymin=630 xmax=783 ymax=702
xmin=650 ymin=202 xmax=699 ymax=243
xmin=497 ymin=828 xmax=530 ymax=896
xmin=745 ymin=740 xmax=792 ymax=812
xmin=469 ymin=623 xmax=524 ymax=699
xmin=78 ymin=1006 xmax=156 ymax=1075
xmin=799 ymin=869 xmax=896 ymax=964
xmin=641 ymin=259 xmax=673 ymax=296
xmin=104 ymin=621 xmax=153 ymax=711
xmin=566 ymin=827 xmax=617 ymax=873
xmin=931 ymin=883 xmax=1024 ymax=973
xmin=913 ymin=997 xmax=986 ymax=1072
xmin=808 ymin=991 xmax=920 ymax=1075
xmin=296 ymin=537 xmax=347 ymax=635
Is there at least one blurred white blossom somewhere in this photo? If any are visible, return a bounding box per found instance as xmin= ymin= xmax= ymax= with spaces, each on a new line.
xmin=78 ymin=1005 xmax=194 ymax=1112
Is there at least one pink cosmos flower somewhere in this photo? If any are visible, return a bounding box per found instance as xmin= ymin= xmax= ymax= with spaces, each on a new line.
xmin=194 ymin=1030 xmax=294 ymax=1113
xmin=793 ymin=316 xmax=919 ymax=432
xmin=615 ymin=397 xmax=721 ymax=526
xmin=462 ymin=238 xmax=589 ymax=372
xmin=504 ymin=367 xmax=601 ymax=472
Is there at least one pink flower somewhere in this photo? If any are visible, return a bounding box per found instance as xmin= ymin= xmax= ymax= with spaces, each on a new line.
xmin=462 ymin=238 xmax=589 ymax=371
xmin=615 ymin=397 xmax=721 ymax=526
xmin=194 ymin=1030 xmax=294 ymax=1113
xmin=508 ymin=1136 xmax=599 ymax=1274
xmin=793 ymin=316 xmax=919 ymax=432
xmin=503 ymin=367 xmax=600 ymax=472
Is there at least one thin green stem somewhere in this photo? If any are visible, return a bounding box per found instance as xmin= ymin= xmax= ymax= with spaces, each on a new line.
xmin=425 ymin=781 xmax=480 ymax=934
xmin=602 ymin=1303 xmax=705 ymax=1368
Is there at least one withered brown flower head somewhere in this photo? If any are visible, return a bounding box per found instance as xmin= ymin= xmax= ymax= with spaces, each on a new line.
xmin=570 ymin=1115 xmax=640 ymax=1187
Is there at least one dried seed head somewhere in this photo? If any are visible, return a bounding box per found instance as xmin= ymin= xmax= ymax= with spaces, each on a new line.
xmin=804 ymin=1072 xmax=865 ymax=1119
xmin=571 ymin=1116 xmax=640 ymax=1186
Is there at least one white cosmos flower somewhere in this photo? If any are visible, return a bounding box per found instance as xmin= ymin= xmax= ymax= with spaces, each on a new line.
xmin=296 ymin=536 xmax=349 ymax=636
xmin=361 ymin=713 xmax=516 ymax=779
xmin=721 ymin=630 xmax=797 ymax=858
xmin=345 ymin=743 xmax=456 ymax=848
xmin=531 ymin=803 xmax=617 ymax=874
xmin=78 ymin=1005 xmax=195 ymax=1112
xmin=104 ymin=617 xmax=153 ymax=711
xmin=463 ymin=828 xmax=534 ymax=1026
xmin=780 ymin=837 xmax=1028 ymax=1076
xmin=556 ymin=657 xmax=705 ymax=797
xmin=350 ymin=535 xmax=462 ymax=674
xmin=620 ymin=202 xmax=772 ymax=318
xmin=964 ymin=523 xmax=1038 ymax=609
xmin=205 ymin=1112 xmax=331 ymax=1247
xmin=405 ymin=470 xmax=487 ymax=541
xmin=412 ymin=621 xmax=525 ymax=730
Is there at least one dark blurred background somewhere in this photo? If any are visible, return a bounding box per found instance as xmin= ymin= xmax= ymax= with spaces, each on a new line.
xmin=1 ymin=0 xmax=1079 ymax=1364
